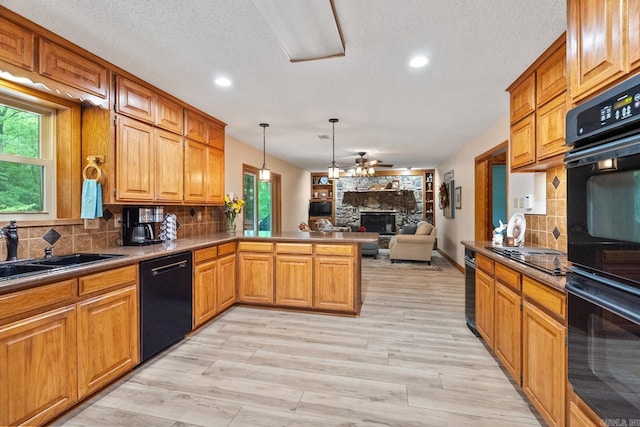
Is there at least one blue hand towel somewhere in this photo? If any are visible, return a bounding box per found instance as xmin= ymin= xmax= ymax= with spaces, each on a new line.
xmin=81 ymin=179 xmax=103 ymax=219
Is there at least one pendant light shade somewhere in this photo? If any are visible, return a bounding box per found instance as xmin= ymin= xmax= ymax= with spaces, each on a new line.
xmin=328 ymin=118 xmax=340 ymax=180
xmin=259 ymin=123 xmax=271 ymax=181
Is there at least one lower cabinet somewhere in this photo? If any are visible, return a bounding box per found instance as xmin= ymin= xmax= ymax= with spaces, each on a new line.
xmin=238 ymin=251 xmax=275 ymax=304
xmin=193 ymin=243 xmax=237 ymax=328
xmin=314 ymin=255 xmax=355 ymax=311
xmin=275 ymin=254 xmax=313 ymax=307
xmin=77 ymin=285 xmax=139 ymax=398
xmin=522 ymin=300 xmax=566 ymax=427
xmin=475 ymin=268 xmax=495 ymax=349
xmin=494 ymin=282 xmax=522 ymax=383
xmin=0 ymin=305 xmax=78 ymax=427
xmin=0 ymin=265 xmax=139 ymax=426
xmin=217 ymin=253 xmax=237 ymax=312
xmin=194 ymin=258 xmax=219 ymax=327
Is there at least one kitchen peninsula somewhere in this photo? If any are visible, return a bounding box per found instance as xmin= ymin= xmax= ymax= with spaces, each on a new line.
xmin=0 ymin=231 xmax=378 ymax=426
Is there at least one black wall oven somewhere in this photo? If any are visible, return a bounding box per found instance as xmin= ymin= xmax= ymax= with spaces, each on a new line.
xmin=566 ymin=72 xmax=640 ymax=423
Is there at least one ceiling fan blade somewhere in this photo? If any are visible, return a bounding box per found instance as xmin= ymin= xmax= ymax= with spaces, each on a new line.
xmin=375 ymin=163 xmax=394 ymax=168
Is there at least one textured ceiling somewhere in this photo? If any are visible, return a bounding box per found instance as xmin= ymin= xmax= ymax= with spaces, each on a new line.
xmin=0 ymin=0 xmax=566 ymax=172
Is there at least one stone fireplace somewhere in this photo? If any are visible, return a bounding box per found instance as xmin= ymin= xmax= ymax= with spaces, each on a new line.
xmin=360 ymin=211 xmax=396 ymax=234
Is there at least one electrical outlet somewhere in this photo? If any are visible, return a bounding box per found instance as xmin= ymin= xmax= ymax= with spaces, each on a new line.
xmin=196 ymin=211 xmax=202 ymax=222
xmin=513 ymin=197 xmax=519 ymax=208
xmin=83 ymin=218 xmax=100 ymax=230
xmin=114 ymin=214 xmax=122 ymax=226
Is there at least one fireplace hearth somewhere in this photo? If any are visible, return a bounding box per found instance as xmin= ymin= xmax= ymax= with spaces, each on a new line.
xmin=360 ymin=211 xmax=396 ymax=234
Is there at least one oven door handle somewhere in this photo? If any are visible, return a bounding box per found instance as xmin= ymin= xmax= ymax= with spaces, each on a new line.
xmin=565 ymin=131 xmax=640 ymax=167
xmin=566 ymin=279 xmax=640 ymax=325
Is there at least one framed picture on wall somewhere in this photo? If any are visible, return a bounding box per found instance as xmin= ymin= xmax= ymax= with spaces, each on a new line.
xmin=444 ymin=180 xmax=455 ymax=219
xmin=455 ymin=186 xmax=462 ymax=209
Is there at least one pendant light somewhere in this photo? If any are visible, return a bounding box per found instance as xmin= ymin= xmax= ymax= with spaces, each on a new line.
xmin=259 ymin=123 xmax=271 ymax=181
xmin=328 ymin=118 xmax=340 ymax=180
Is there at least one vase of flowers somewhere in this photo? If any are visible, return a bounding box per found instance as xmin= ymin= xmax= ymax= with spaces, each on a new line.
xmin=223 ymin=192 xmax=245 ymax=233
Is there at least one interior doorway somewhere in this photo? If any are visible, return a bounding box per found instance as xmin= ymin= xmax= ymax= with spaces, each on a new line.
xmin=242 ymin=164 xmax=281 ymax=233
xmin=474 ymin=141 xmax=507 ymax=241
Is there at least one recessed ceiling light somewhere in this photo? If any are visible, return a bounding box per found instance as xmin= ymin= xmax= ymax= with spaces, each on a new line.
xmin=214 ymin=77 xmax=232 ymax=87
xmin=409 ymin=55 xmax=429 ymax=68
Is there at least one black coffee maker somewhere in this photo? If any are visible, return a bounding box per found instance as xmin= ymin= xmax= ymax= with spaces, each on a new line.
xmin=122 ymin=207 xmax=162 ymax=246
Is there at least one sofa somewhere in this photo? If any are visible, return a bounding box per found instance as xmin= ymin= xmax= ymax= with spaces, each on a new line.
xmin=389 ymin=221 xmax=437 ymax=264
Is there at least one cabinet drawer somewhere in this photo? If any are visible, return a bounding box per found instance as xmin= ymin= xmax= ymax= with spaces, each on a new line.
xmin=315 ymin=244 xmax=354 ymax=256
xmin=194 ymin=246 xmax=218 ymax=264
xmin=523 ymin=276 xmax=566 ymax=319
xmin=39 ymin=38 xmax=108 ymax=98
xmin=0 ymin=279 xmax=76 ymax=323
xmin=476 ymin=254 xmax=495 ymax=275
xmin=79 ymin=265 xmax=137 ymax=296
xmin=218 ymin=242 xmax=236 ymax=256
xmin=238 ymin=241 xmax=273 ymax=252
xmin=276 ymin=243 xmax=313 ymax=254
xmin=495 ymin=262 xmax=521 ymax=291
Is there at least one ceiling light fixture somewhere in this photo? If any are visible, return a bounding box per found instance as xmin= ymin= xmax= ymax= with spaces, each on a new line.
xmin=328 ymin=118 xmax=340 ymax=180
xmin=259 ymin=123 xmax=271 ymax=181
xmin=214 ymin=77 xmax=232 ymax=87
xmin=347 ymin=152 xmax=376 ymax=177
xmin=409 ymin=55 xmax=429 ymax=68
xmin=251 ymin=0 xmax=345 ymax=62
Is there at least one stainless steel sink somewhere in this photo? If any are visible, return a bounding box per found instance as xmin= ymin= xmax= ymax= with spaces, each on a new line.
xmin=0 ymin=253 xmax=126 ymax=281
xmin=30 ymin=253 xmax=125 ymax=267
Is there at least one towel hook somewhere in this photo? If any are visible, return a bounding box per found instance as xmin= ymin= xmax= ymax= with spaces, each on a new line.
xmin=82 ymin=156 xmax=105 ymax=184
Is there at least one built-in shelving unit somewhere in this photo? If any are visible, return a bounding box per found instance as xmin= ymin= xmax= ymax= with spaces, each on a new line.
xmin=424 ymin=170 xmax=435 ymax=226
xmin=309 ymin=172 xmax=335 ymax=229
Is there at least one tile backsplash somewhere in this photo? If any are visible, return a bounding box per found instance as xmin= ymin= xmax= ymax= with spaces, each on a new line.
xmin=525 ymin=165 xmax=567 ymax=251
xmin=0 ymin=205 xmax=226 ymax=260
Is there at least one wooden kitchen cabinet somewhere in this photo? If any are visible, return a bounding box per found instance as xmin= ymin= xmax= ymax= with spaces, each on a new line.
xmin=475 ymin=267 xmax=495 ymax=349
xmin=218 ymin=251 xmax=237 ymax=312
xmin=494 ymin=282 xmax=522 ymax=383
xmin=193 ymin=243 xmax=237 ymax=328
xmin=314 ymin=255 xmax=354 ymax=311
xmin=507 ymin=35 xmax=568 ymax=172
xmin=156 ymin=129 xmax=185 ymax=203
xmin=206 ymin=146 xmax=225 ymax=204
xmin=0 ymin=305 xmax=78 ymax=427
xmin=185 ymin=108 xmax=208 ymax=143
xmin=522 ymin=301 xmax=566 ymax=427
xmin=275 ymin=243 xmax=314 ymax=308
xmin=77 ymin=285 xmax=138 ymax=398
xmin=156 ymin=94 xmax=184 ymax=134
xmin=115 ymin=115 xmax=156 ymax=201
xmin=0 ymin=16 xmax=35 ymax=71
xmin=116 ymin=75 xmax=155 ymax=123
xmin=194 ymin=258 xmax=219 ymax=327
xmin=567 ymin=0 xmax=628 ymax=103
xmin=208 ymin=120 xmax=225 ymax=150
xmin=184 ymin=139 xmax=207 ymax=203
xmin=238 ymin=242 xmax=274 ymax=305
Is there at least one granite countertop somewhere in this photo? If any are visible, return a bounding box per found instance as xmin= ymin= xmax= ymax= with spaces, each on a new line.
xmin=461 ymin=241 xmax=567 ymax=293
xmin=0 ymin=231 xmax=379 ymax=295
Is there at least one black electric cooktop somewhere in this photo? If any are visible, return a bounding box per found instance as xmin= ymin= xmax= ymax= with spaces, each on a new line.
xmin=486 ymin=246 xmax=568 ymax=276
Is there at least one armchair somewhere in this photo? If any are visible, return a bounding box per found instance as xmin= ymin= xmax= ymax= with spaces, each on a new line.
xmin=389 ymin=221 xmax=437 ymax=264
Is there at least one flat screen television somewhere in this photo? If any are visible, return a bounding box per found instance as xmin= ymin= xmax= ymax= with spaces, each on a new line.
xmin=309 ymin=201 xmax=332 ymax=216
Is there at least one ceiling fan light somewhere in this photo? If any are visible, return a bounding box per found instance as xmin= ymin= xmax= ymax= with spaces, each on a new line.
xmin=368 ymin=167 xmax=375 ymax=175
xmin=356 ymin=166 xmax=363 ymax=175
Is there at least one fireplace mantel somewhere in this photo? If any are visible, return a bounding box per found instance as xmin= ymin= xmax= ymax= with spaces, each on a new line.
xmin=342 ymin=190 xmax=417 ymax=212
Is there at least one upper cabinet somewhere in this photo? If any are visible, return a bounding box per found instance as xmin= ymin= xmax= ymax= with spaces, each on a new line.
xmin=116 ymin=76 xmax=155 ymax=123
xmin=0 ymin=16 xmax=35 ymax=70
xmin=507 ymin=34 xmax=568 ymax=172
xmin=567 ymin=0 xmax=640 ymax=104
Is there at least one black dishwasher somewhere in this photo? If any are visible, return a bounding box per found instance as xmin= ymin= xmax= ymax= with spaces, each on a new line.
xmin=464 ymin=248 xmax=479 ymax=336
xmin=140 ymin=251 xmax=192 ymax=362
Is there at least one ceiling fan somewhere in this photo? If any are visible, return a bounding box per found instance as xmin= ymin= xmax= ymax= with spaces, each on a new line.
xmin=343 ymin=152 xmax=393 ymax=176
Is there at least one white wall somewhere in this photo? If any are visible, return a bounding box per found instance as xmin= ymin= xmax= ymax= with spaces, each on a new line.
xmin=436 ymin=115 xmax=510 ymax=267
xmin=224 ymin=135 xmax=310 ymax=231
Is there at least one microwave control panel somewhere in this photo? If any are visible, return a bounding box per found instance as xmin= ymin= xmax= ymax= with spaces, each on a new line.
xmin=576 ymin=83 xmax=640 ymax=136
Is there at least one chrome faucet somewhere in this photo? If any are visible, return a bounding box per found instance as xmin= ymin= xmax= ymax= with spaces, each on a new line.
xmin=3 ymin=221 xmax=19 ymax=261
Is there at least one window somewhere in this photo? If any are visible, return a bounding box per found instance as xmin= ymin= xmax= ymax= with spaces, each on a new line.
xmin=243 ymin=164 xmax=281 ymax=232
xmin=0 ymin=91 xmax=56 ymax=220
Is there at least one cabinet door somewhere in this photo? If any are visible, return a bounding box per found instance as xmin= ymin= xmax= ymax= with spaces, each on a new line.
xmin=494 ymin=282 xmax=522 ymax=384
xmin=184 ymin=109 xmax=207 ymax=143
xmin=156 ymin=95 xmax=184 ymax=134
xmin=77 ymin=285 xmax=138 ymax=399
xmin=536 ymin=95 xmax=568 ymax=161
xmin=568 ymin=0 xmax=626 ymax=102
xmin=218 ymin=254 xmax=237 ymax=312
xmin=184 ymin=139 xmax=207 ymax=203
xmin=237 ymin=252 xmax=274 ymax=304
xmin=0 ymin=16 xmax=35 ymax=70
xmin=536 ymin=44 xmax=567 ymax=107
xmin=510 ymin=114 xmax=535 ymax=170
xmin=523 ymin=301 xmax=566 ymax=427
xmin=208 ymin=120 xmax=225 ymax=150
xmin=193 ymin=259 xmax=218 ymax=327
xmin=116 ymin=76 xmax=155 ymax=123
xmin=0 ymin=306 xmax=77 ymax=427
xmin=314 ymin=256 xmax=354 ymax=312
xmin=568 ymin=400 xmax=600 ymax=427
xmin=116 ymin=116 xmax=155 ymax=201
xmin=207 ymin=147 xmax=225 ymax=204
xmin=510 ymin=73 xmax=535 ymax=124
xmin=276 ymin=255 xmax=313 ymax=308
xmin=475 ymin=268 xmax=495 ymax=349
xmin=156 ymin=130 xmax=184 ymax=202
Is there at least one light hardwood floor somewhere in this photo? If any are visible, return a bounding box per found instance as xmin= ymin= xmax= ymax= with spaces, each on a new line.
xmin=53 ymin=252 xmax=544 ymax=426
